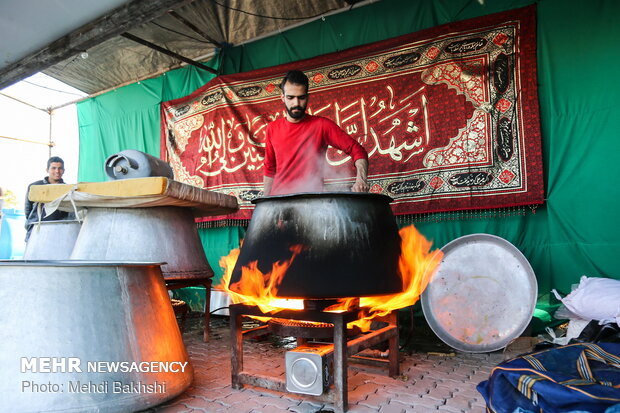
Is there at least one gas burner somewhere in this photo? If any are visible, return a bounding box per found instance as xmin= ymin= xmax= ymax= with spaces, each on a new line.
xmin=303 ymin=298 xmax=360 ymax=312
xmin=229 ymin=303 xmax=399 ymax=413
xmin=268 ymin=318 xmax=361 ymax=339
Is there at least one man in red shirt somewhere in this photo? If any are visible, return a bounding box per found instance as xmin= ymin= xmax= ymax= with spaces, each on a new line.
xmin=263 ymin=70 xmax=369 ymax=196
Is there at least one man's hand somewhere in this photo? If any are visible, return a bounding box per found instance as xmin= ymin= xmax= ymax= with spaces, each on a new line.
xmin=351 ymin=179 xmax=369 ymax=192
xmin=351 ymin=159 xmax=369 ymax=192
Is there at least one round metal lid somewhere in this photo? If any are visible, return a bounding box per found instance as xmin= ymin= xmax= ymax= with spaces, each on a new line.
xmin=421 ymin=233 xmax=537 ymax=353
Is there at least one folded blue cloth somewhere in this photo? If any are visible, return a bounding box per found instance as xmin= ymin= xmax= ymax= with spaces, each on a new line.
xmin=477 ymin=342 xmax=620 ymax=413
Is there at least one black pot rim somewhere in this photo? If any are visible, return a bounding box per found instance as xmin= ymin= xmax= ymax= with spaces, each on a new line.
xmin=253 ymin=191 xmax=393 ymax=204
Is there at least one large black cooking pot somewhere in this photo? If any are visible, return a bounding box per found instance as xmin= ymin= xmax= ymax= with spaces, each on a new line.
xmin=229 ymin=192 xmax=403 ymax=299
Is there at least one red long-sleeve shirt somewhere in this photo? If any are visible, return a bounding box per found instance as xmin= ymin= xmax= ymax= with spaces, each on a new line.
xmin=263 ymin=115 xmax=368 ymax=195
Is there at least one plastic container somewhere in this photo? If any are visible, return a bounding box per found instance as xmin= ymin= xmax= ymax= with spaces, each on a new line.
xmin=0 ymin=208 xmax=26 ymax=259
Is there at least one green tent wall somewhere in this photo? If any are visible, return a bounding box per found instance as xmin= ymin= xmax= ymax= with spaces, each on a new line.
xmin=76 ymin=0 xmax=620 ymax=321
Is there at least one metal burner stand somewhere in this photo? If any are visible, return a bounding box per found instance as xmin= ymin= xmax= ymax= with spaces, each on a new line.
xmin=229 ymin=303 xmax=399 ymax=413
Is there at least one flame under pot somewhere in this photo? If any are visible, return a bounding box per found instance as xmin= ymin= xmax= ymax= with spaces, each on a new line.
xmin=230 ymin=192 xmax=403 ymax=298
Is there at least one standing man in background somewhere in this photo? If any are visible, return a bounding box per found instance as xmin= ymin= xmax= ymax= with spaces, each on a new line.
xmin=24 ymin=156 xmax=69 ymax=241
xmin=263 ymin=70 xmax=369 ymax=196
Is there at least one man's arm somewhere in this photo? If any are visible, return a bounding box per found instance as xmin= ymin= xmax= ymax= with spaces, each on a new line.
xmin=263 ymin=176 xmax=274 ymax=196
xmin=24 ymin=184 xmax=34 ymax=220
xmin=351 ymin=158 xmax=369 ymax=192
xmin=321 ymin=118 xmax=369 ymax=192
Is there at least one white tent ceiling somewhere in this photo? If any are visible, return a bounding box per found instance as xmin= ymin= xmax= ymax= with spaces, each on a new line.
xmin=0 ymin=0 xmax=370 ymax=96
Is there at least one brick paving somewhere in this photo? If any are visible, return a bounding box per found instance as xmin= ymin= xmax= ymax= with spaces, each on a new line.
xmin=142 ymin=314 xmax=505 ymax=413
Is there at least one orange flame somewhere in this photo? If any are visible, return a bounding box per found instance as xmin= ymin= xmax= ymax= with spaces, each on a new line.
xmin=346 ymin=225 xmax=443 ymax=330
xmin=216 ymin=225 xmax=443 ymax=330
xmin=217 ymin=245 xmax=304 ymax=315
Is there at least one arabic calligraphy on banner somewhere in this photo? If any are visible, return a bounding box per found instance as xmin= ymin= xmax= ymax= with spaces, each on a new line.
xmin=161 ymin=5 xmax=543 ymax=222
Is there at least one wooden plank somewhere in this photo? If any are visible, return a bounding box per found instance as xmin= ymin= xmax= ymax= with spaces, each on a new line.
xmin=240 ymin=325 xmax=270 ymax=340
xmin=333 ymin=316 xmax=348 ymax=413
xmin=349 ymin=354 xmax=390 ymax=367
xmin=388 ymin=313 xmax=400 ymax=377
xmin=165 ymin=278 xmax=211 ymax=342
xmin=0 ymin=0 xmax=196 ymax=90
xmin=230 ymin=312 xmax=244 ymax=390
xmin=346 ymin=325 xmax=398 ymax=355
xmin=238 ymin=373 xmax=286 ymax=392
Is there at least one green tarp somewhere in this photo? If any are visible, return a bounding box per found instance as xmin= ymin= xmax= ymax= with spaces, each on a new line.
xmin=77 ymin=0 xmax=620 ymax=321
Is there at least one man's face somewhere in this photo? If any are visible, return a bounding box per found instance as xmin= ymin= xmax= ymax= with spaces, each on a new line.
xmin=47 ymin=162 xmax=65 ymax=183
xmin=281 ymin=82 xmax=308 ymax=121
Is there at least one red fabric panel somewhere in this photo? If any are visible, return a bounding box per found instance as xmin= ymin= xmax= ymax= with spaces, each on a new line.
xmin=161 ymin=5 xmax=543 ymax=222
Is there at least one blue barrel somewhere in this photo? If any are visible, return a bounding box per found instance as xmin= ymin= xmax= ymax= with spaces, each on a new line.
xmin=0 ymin=209 xmax=26 ymax=259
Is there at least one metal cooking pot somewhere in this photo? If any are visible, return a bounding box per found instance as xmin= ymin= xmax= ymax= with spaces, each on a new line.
xmin=70 ymin=206 xmax=213 ymax=281
xmin=229 ymin=192 xmax=403 ymax=299
xmin=0 ymin=260 xmax=192 ymax=412
xmin=23 ymin=219 xmax=81 ymax=260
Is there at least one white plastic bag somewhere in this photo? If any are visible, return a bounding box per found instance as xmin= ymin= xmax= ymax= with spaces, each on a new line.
xmin=552 ymin=276 xmax=620 ymax=327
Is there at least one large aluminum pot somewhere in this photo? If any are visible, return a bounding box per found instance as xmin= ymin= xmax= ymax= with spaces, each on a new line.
xmin=0 ymin=260 xmax=193 ymax=413
xmin=23 ymin=220 xmax=81 ymax=260
xmin=230 ymin=192 xmax=403 ymax=299
xmin=71 ymin=206 xmax=213 ymax=281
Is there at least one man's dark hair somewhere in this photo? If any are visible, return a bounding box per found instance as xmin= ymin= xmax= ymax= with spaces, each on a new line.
xmin=280 ymin=70 xmax=309 ymax=91
xmin=47 ymin=156 xmax=64 ymax=169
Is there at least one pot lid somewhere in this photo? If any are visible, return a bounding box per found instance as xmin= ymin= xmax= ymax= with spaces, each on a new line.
xmin=421 ymin=233 xmax=537 ymax=353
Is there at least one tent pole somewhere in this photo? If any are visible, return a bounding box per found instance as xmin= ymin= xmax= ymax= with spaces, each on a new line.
xmin=121 ymin=33 xmax=217 ymax=74
xmin=48 ymin=108 xmax=53 ymax=158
